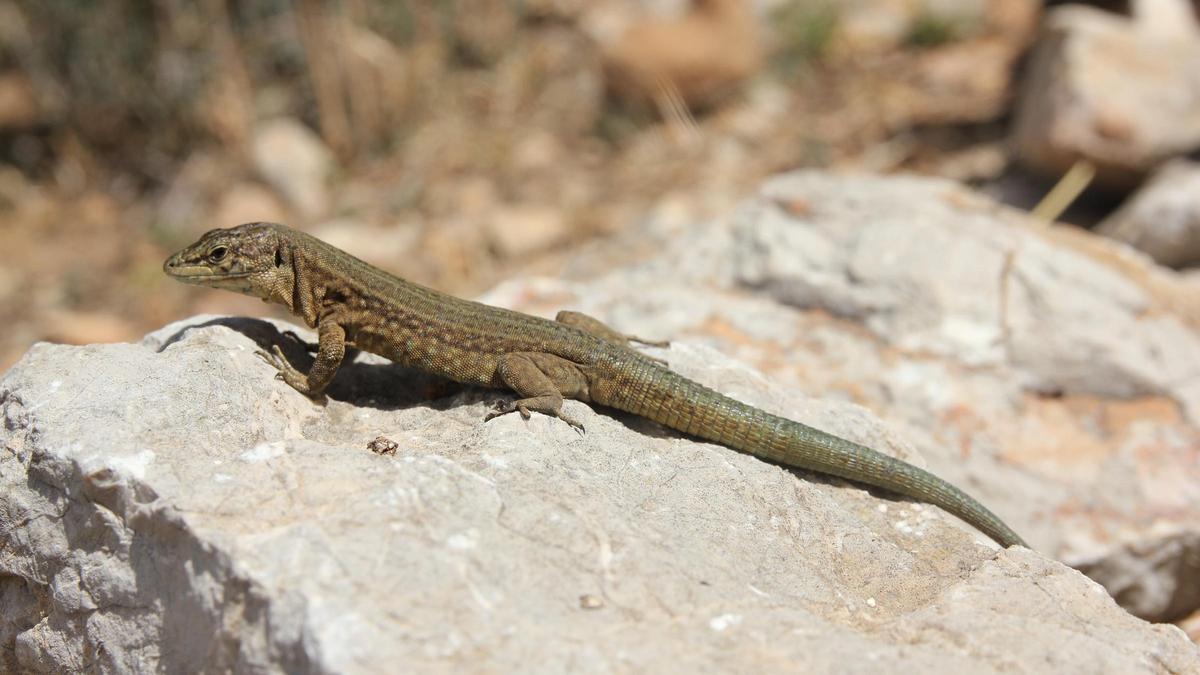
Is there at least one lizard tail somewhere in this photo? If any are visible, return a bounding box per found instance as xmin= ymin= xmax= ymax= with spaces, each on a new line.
xmin=604 ymin=365 xmax=1028 ymax=548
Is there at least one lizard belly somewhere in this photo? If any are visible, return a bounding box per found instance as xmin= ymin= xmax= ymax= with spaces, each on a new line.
xmin=351 ymin=328 xmax=501 ymax=387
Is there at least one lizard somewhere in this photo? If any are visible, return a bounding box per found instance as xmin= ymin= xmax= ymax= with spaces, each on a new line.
xmin=163 ymin=221 xmax=1028 ymax=549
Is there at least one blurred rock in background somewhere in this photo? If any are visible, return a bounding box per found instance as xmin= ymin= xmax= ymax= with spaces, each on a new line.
xmin=1098 ymin=160 xmax=1200 ymax=268
xmin=1013 ymin=0 xmax=1200 ymax=187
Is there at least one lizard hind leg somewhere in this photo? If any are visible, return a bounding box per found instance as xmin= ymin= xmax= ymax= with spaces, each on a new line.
xmin=485 ymin=352 xmax=591 ymax=432
xmin=555 ymin=310 xmax=669 ymax=363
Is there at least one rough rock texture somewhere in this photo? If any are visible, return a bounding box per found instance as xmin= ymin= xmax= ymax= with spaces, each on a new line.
xmin=5 ymin=170 xmax=1200 ymax=670
xmin=1012 ymin=0 xmax=1200 ymax=187
xmin=1072 ymin=529 xmax=1200 ymax=624
xmin=1098 ymin=159 xmax=1200 ymax=268
xmin=2 ymin=316 xmax=1198 ymax=673
xmin=734 ymin=172 xmax=1200 ymax=424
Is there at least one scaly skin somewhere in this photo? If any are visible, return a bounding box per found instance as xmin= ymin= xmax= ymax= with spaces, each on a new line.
xmin=164 ymin=222 xmax=1027 ymax=548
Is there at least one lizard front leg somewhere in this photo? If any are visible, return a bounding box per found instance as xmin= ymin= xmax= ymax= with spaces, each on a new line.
xmin=485 ymin=352 xmax=590 ymax=432
xmin=256 ymin=318 xmax=346 ymax=396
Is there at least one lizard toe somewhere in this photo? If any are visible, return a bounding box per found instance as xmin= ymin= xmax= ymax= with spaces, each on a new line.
xmin=254 ymin=349 xmax=280 ymax=370
xmin=557 ymin=411 xmax=586 ymax=434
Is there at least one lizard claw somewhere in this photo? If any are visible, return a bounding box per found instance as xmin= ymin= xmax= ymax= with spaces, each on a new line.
xmin=556 ymin=410 xmax=586 ymax=435
xmin=255 ymin=346 xmax=290 ymax=374
xmin=485 ymin=399 xmax=585 ymax=435
xmin=254 ymin=348 xmax=278 ymax=369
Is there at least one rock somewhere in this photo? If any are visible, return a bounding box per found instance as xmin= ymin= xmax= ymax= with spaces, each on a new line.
xmin=733 ymin=171 xmax=1200 ymax=424
xmin=1071 ymin=529 xmax=1200 ymax=623
xmin=1132 ymin=0 xmax=1200 ymax=41
xmin=1012 ymin=0 xmax=1200 ymax=187
xmin=250 ymin=118 xmax=334 ymax=220
xmin=601 ymin=0 xmax=762 ymax=109
xmin=2 ymin=316 xmax=1199 ymax=671
xmin=1097 ymin=159 xmax=1200 ymax=268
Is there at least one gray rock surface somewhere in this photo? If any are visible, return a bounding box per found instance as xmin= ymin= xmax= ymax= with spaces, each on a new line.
xmin=3 ymin=315 xmax=1197 ymax=673
xmin=1012 ymin=0 xmax=1200 ymax=186
xmin=733 ymin=171 xmax=1200 ymax=423
xmin=1098 ymin=159 xmax=1200 ymax=268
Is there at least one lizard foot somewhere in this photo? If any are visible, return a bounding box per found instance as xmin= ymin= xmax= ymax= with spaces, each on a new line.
xmin=484 ymin=399 xmax=529 ymax=422
xmin=558 ymin=411 xmax=587 ymax=435
xmin=255 ymin=345 xmax=315 ymax=394
xmin=484 ymin=399 xmax=586 ymax=435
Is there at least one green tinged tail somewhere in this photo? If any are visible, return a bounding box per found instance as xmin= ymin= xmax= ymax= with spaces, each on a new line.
xmin=611 ymin=364 xmax=1027 ymax=548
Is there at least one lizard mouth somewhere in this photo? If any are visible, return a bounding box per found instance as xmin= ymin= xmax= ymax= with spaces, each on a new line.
xmin=162 ymin=265 xmax=255 ymax=283
xmin=162 ymin=257 xmax=253 ymax=281
xmin=171 ymin=270 xmax=250 ymax=279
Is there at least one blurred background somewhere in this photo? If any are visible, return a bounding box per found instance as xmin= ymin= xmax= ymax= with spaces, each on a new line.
xmin=1 ymin=0 xmax=1199 ymax=372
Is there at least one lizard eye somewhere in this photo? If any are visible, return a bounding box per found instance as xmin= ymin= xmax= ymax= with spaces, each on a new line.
xmin=208 ymin=246 xmax=228 ymax=263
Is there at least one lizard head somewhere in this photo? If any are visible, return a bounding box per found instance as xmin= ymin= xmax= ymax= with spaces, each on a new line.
xmin=163 ymin=222 xmax=292 ymax=299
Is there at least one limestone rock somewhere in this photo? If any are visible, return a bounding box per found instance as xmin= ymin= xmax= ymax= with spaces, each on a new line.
xmin=2 ymin=316 xmax=1198 ymax=672
xmin=1098 ymin=159 xmax=1200 ymax=268
xmin=733 ymin=171 xmax=1200 ymax=423
xmin=1012 ymin=0 xmax=1200 ymax=187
